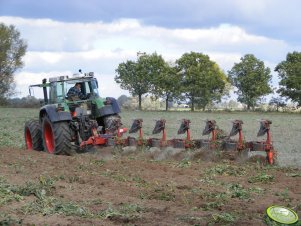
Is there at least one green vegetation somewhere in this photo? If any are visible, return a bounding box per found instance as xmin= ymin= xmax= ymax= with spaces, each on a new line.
xmin=0 ymin=23 xmax=27 ymax=104
xmin=176 ymin=52 xmax=228 ymax=111
xmin=115 ymin=52 xmax=166 ymax=110
xmin=275 ymin=51 xmax=301 ymax=106
xmin=211 ymin=212 xmax=237 ymax=224
xmin=228 ymin=54 xmax=272 ymax=110
xmin=205 ymin=164 xmax=246 ymax=176
xmin=248 ymin=173 xmax=275 ymax=183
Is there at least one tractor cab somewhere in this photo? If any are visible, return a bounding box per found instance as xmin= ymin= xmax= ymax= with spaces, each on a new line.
xmin=47 ymin=74 xmax=100 ymax=104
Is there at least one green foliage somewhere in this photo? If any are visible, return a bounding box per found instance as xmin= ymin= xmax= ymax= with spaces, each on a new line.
xmin=150 ymin=62 xmax=182 ymax=111
xmin=274 ymin=187 xmax=292 ymax=203
xmin=275 ymin=51 xmax=301 ymax=106
xmin=115 ymin=52 xmax=166 ymax=110
xmin=98 ymin=203 xmax=143 ymax=220
xmin=0 ymin=213 xmax=22 ymax=226
xmin=228 ymin=54 xmax=272 ymax=110
xmin=22 ymin=194 xmax=93 ymax=217
xmin=175 ymin=159 xmax=191 ymax=168
xmin=0 ymin=177 xmax=23 ymax=206
xmin=248 ymin=173 xmax=274 ymax=183
xmin=227 ymin=183 xmax=250 ymax=200
xmin=211 ymin=212 xmax=236 ymax=224
xmin=0 ymin=23 xmax=27 ymax=103
xmin=176 ymin=52 xmax=228 ymax=111
xmin=269 ymin=97 xmax=287 ymax=112
xmin=205 ymin=164 xmax=246 ymax=176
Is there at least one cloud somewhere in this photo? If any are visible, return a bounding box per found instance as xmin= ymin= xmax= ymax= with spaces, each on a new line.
xmin=0 ymin=16 xmax=296 ymax=99
xmin=0 ymin=16 xmax=291 ymax=58
xmin=1 ymin=0 xmax=301 ymax=43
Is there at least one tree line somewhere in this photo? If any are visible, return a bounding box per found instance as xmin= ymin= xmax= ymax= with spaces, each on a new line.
xmin=0 ymin=22 xmax=300 ymax=111
xmin=115 ymin=51 xmax=301 ymax=111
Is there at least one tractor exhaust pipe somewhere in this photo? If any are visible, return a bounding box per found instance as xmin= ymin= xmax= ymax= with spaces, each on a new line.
xmin=42 ymin=78 xmax=48 ymax=104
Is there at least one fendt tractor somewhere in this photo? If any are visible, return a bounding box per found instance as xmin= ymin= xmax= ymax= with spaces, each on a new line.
xmin=24 ymin=71 xmax=126 ymax=155
xmin=24 ymin=71 xmax=276 ymax=164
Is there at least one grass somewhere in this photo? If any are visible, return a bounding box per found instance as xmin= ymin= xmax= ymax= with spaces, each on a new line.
xmin=227 ymin=183 xmax=250 ymax=200
xmin=211 ymin=212 xmax=237 ymax=224
xmin=0 ymin=175 xmax=94 ymax=218
xmin=0 ymin=177 xmax=23 ymax=206
xmin=248 ymin=173 xmax=275 ymax=183
xmin=0 ymin=213 xmax=22 ymax=226
xmin=274 ymin=187 xmax=293 ymax=203
xmin=204 ymin=164 xmax=247 ymax=177
xmin=98 ymin=203 xmax=144 ymax=221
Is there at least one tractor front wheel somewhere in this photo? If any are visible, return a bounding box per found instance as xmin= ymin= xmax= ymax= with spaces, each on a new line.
xmin=42 ymin=116 xmax=75 ymax=155
xmin=24 ymin=119 xmax=43 ymax=151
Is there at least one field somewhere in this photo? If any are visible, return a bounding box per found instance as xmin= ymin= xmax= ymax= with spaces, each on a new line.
xmin=0 ymin=107 xmax=301 ymax=225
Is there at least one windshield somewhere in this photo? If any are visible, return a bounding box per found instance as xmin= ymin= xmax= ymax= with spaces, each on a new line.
xmin=65 ymin=79 xmax=99 ymax=98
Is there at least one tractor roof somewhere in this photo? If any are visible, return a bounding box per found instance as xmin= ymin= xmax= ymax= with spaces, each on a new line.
xmin=48 ymin=72 xmax=95 ymax=83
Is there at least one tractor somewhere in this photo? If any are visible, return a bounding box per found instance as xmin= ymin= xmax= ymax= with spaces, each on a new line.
xmin=24 ymin=71 xmax=125 ymax=155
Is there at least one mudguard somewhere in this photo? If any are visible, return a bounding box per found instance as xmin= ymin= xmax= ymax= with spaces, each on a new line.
xmin=39 ymin=105 xmax=72 ymax=122
xmin=99 ymin=97 xmax=121 ymax=117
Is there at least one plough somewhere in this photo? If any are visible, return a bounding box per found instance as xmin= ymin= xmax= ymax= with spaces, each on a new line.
xmin=97 ymin=117 xmax=276 ymax=164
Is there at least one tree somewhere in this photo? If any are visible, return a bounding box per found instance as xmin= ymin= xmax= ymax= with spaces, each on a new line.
xmin=0 ymin=23 xmax=27 ymax=103
xmin=150 ymin=62 xmax=182 ymax=111
xmin=269 ymin=97 xmax=286 ymax=112
xmin=176 ymin=52 xmax=228 ymax=111
xmin=115 ymin=52 xmax=166 ymax=110
xmin=228 ymin=54 xmax=272 ymax=110
xmin=275 ymin=51 xmax=301 ymax=106
xmin=117 ymin=95 xmax=129 ymax=108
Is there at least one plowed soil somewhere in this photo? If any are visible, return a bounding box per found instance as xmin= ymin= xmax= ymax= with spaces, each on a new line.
xmin=0 ymin=147 xmax=301 ymax=226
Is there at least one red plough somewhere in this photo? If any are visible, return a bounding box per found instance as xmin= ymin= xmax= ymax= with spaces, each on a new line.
xmin=148 ymin=119 xmax=167 ymax=147
xmin=247 ymin=120 xmax=275 ymax=164
xmin=127 ymin=119 xmax=144 ymax=146
xmin=196 ymin=120 xmax=218 ymax=150
xmin=79 ymin=117 xmax=276 ymax=165
xmin=223 ymin=120 xmax=244 ymax=151
xmin=171 ymin=119 xmax=192 ymax=148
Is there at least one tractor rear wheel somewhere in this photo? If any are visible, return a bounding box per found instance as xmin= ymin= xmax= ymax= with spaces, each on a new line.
xmin=42 ymin=116 xmax=75 ymax=155
xmin=24 ymin=119 xmax=43 ymax=151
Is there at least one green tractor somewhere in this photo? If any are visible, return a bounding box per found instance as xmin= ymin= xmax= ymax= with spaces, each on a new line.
xmin=24 ymin=71 xmax=125 ymax=155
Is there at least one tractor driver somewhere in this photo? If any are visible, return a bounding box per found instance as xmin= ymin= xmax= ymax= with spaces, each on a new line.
xmin=67 ymin=82 xmax=87 ymax=100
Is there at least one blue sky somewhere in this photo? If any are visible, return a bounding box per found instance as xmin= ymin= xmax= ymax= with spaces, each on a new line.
xmin=0 ymin=0 xmax=300 ymax=99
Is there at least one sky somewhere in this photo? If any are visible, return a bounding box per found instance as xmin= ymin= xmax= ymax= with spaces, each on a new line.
xmin=0 ymin=0 xmax=300 ymax=99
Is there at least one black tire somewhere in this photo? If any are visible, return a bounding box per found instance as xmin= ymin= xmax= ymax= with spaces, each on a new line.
xmin=42 ymin=116 xmax=75 ymax=155
xmin=24 ymin=119 xmax=44 ymax=151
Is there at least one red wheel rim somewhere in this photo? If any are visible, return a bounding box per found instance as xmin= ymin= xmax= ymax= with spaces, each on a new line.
xmin=44 ymin=121 xmax=54 ymax=153
xmin=25 ymin=128 xmax=33 ymax=150
xmin=268 ymin=151 xmax=273 ymax=165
